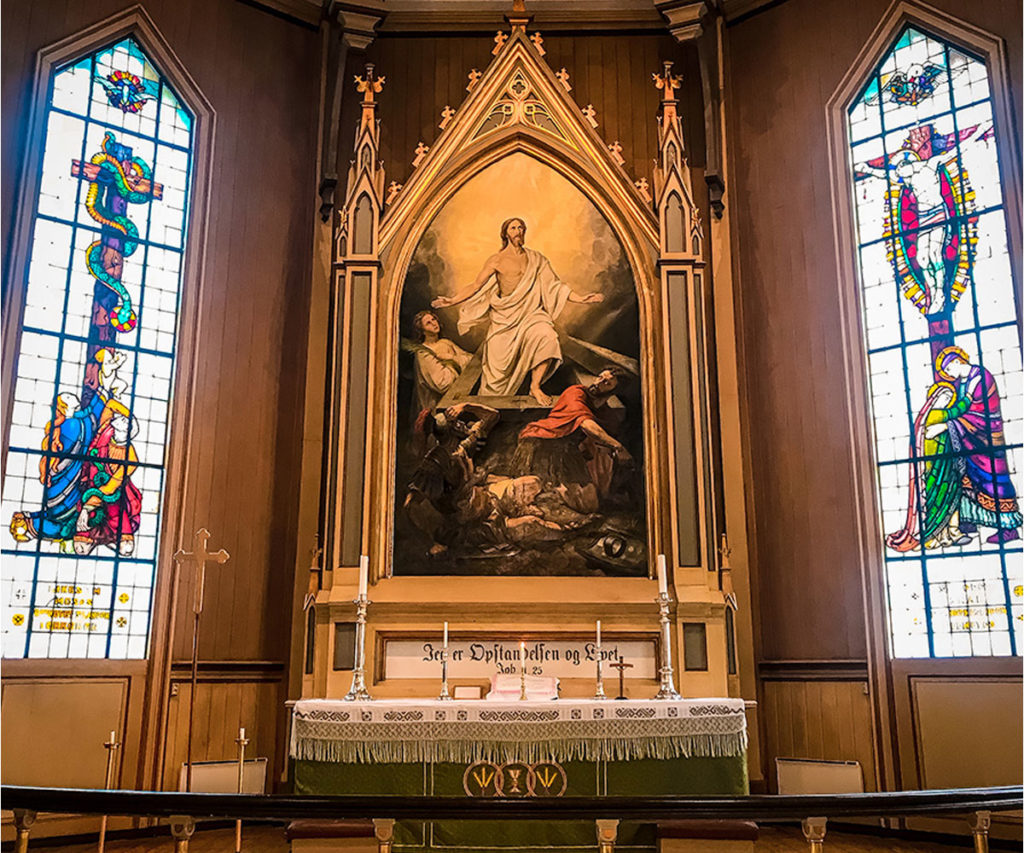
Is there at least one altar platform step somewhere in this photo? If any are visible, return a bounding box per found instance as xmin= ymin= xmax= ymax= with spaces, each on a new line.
xmin=658 ymin=819 xmax=759 ymax=852
xmin=285 ymin=819 xmax=388 ymax=853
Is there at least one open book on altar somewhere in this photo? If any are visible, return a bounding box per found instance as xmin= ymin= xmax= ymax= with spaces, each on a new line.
xmin=485 ymin=674 xmax=559 ymax=701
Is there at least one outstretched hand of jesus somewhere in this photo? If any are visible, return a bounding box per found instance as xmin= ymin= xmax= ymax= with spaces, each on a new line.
xmin=570 ymin=292 xmax=604 ymax=305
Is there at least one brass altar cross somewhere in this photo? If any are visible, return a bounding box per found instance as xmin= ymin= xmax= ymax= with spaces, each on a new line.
xmin=610 ymin=656 xmax=634 ymax=700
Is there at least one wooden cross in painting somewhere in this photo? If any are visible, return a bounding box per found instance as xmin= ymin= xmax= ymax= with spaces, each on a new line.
xmin=71 ymin=132 xmax=162 ymax=404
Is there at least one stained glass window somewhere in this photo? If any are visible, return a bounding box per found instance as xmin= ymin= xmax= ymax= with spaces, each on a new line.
xmin=849 ymin=27 xmax=1022 ymax=658
xmin=1 ymin=37 xmax=193 ymax=659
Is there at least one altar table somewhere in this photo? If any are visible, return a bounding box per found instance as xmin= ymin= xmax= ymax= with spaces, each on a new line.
xmin=290 ymin=698 xmax=748 ymax=852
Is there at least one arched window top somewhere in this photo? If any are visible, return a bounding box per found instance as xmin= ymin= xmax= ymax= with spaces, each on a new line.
xmin=2 ymin=34 xmax=197 ymax=659
xmin=846 ymin=24 xmax=1022 ymax=659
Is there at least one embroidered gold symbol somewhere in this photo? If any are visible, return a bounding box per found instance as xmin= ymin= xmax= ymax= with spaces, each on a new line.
xmin=472 ymin=766 xmax=495 ymax=789
xmin=462 ymin=761 xmax=502 ymax=797
xmin=463 ymin=761 xmax=567 ymax=797
xmin=528 ymin=761 xmax=567 ymax=797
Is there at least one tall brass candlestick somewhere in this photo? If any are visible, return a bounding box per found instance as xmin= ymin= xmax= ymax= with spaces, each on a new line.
xmin=234 ymin=726 xmax=249 ymax=853
xmin=97 ymin=730 xmax=119 ymax=853
xmin=519 ymin=641 xmax=527 ymax=701
xmin=438 ymin=622 xmax=452 ymax=701
xmin=593 ymin=620 xmax=607 ymax=700
xmin=654 ymin=591 xmax=682 ymax=699
xmin=344 ymin=594 xmax=373 ymax=701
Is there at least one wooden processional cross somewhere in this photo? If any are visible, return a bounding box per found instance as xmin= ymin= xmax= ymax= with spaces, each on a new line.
xmin=173 ymin=528 xmax=231 ymax=792
xmin=71 ymin=134 xmax=162 ymax=404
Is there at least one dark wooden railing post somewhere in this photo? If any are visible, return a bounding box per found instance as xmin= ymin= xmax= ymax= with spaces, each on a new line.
xmin=801 ymin=816 xmax=827 ymax=851
xmin=12 ymin=808 xmax=36 ymax=853
xmin=596 ymin=818 xmax=618 ymax=853
xmin=968 ymin=810 xmax=991 ymax=853
xmin=169 ymin=815 xmax=195 ymax=853
xmin=373 ymin=818 xmax=394 ymax=853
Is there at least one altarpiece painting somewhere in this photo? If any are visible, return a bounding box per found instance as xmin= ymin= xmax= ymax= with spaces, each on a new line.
xmin=393 ymin=154 xmax=646 ymax=577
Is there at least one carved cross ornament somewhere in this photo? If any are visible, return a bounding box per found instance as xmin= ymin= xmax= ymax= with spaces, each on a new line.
xmin=413 ymin=142 xmax=430 ymax=168
xmin=556 ymin=68 xmax=572 ymax=92
xmin=634 ymin=177 xmax=652 ymax=202
xmin=493 ymin=31 xmax=509 ymax=54
xmin=386 ymin=181 xmax=403 ymax=204
xmin=354 ymin=63 xmax=385 ymax=104
xmin=467 ymin=68 xmax=482 ymax=92
xmin=582 ymin=104 xmax=598 ymax=128
xmin=608 ymin=141 xmax=624 ymax=165
xmin=530 ymin=32 xmax=546 ymax=55
xmin=439 ymin=105 xmax=456 ymax=130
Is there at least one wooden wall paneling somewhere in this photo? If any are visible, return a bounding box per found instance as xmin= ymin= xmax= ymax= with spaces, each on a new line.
xmin=760 ymin=679 xmax=876 ymax=793
xmin=163 ymin=674 xmax=283 ymax=792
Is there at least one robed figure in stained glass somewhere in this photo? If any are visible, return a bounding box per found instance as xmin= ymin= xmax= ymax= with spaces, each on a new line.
xmin=886 ymin=345 xmax=1022 ymax=550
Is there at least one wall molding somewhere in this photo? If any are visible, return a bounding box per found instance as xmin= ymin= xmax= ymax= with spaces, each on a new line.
xmin=758 ymin=659 xmax=869 ymax=681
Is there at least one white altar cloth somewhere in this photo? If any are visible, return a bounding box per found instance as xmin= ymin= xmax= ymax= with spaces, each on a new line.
xmin=291 ymin=697 xmax=747 ymax=765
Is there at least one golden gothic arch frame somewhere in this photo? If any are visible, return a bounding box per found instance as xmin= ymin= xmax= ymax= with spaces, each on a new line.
xmin=367 ymin=130 xmax=668 ymax=582
xmin=326 ymin=27 xmax=715 ymax=590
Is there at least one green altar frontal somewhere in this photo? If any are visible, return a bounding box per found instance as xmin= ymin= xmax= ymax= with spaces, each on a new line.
xmin=290 ymin=698 xmax=748 ymax=853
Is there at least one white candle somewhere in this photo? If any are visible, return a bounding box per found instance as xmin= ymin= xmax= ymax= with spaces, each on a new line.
xmin=656 ymin=553 xmax=668 ymax=595
xmin=520 ymin=641 xmax=526 ymax=669
xmin=239 ymin=727 xmax=245 ymax=740
xmin=358 ymin=554 xmax=369 ymax=598
xmin=443 ymin=621 xmax=449 ymax=648
xmin=596 ymin=619 xmax=601 ymax=648
xmin=109 ymin=730 xmax=116 ymax=744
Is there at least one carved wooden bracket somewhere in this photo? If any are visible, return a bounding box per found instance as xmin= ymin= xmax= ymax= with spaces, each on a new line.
xmin=318 ymin=2 xmax=386 ymax=222
xmin=656 ymin=0 xmax=726 ymax=218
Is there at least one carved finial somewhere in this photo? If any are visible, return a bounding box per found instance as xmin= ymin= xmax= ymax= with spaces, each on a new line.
xmin=507 ymin=0 xmax=532 ymax=32
xmin=412 ymin=142 xmax=430 ymax=168
xmin=439 ymin=105 xmax=456 ymax=130
xmin=493 ymin=31 xmax=509 ymax=55
xmin=530 ymin=32 xmax=546 ymax=55
xmin=719 ymin=532 xmax=732 ymax=570
xmin=304 ymin=535 xmax=322 ymax=609
xmin=386 ymin=181 xmax=403 ymax=205
xmin=556 ymin=68 xmax=572 ymax=92
xmin=608 ymin=141 xmax=624 ymax=165
xmin=354 ymin=63 xmax=386 ymax=104
xmin=652 ymin=60 xmax=681 ymax=103
xmin=635 ymin=177 xmax=651 ymax=202
xmin=582 ymin=104 xmax=598 ymax=128
xmin=466 ymin=68 xmax=483 ymax=92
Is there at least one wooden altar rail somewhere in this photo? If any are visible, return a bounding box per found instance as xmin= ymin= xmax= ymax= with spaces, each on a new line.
xmin=3 ymin=785 xmax=1020 ymax=852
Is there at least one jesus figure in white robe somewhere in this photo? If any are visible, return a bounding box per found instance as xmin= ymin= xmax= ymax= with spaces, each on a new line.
xmin=431 ymin=218 xmax=604 ymax=406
